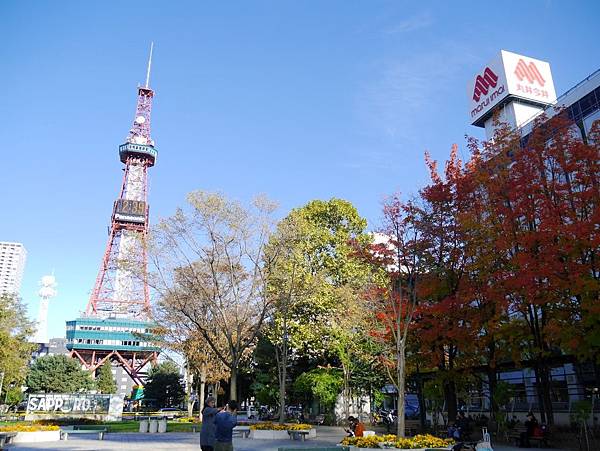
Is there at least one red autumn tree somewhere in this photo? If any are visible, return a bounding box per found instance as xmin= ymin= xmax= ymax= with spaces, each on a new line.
xmin=410 ymin=145 xmax=480 ymax=423
xmin=461 ymin=113 xmax=600 ymax=425
xmin=364 ymin=194 xmax=422 ymax=437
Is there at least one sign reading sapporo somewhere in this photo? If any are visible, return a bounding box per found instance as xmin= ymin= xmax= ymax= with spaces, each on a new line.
xmin=26 ymin=394 xmax=110 ymax=414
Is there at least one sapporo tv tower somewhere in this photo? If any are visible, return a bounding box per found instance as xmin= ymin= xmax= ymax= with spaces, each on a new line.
xmin=66 ymin=45 xmax=160 ymax=389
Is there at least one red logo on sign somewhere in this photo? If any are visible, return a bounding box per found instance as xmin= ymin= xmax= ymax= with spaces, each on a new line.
xmin=473 ymin=68 xmax=499 ymax=102
xmin=514 ymin=59 xmax=545 ymax=86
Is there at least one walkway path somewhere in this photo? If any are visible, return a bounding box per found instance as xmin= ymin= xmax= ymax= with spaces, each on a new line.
xmin=6 ymin=427 xmax=567 ymax=451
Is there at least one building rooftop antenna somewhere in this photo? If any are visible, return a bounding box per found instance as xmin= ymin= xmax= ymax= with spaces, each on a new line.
xmin=145 ymin=42 xmax=154 ymax=88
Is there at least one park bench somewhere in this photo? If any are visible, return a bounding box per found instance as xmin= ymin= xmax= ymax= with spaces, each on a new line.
xmin=287 ymin=429 xmax=311 ymax=441
xmin=232 ymin=425 xmax=251 ymax=438
xmin=507 ymin=424 xmax=523 ymax=445
xmin=312 ymin=414 xmax=325 ymax=425
xmin=404 ymin=419 xmax=420 ymax=436
xmin=60 ymin=426 xmax=107 ymax=441
xmin=507 ymin=424 xmax=549 ymax=448
xmin=0 ymin=432 xmax=16 ymax=450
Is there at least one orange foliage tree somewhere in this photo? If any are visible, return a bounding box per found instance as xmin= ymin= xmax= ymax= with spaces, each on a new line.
xmin=363 ymin=194 xmax=423 ymax=437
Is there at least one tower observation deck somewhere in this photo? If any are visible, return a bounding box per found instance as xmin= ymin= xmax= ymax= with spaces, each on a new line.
xmin=66 ymin=46 xmax=160 ymax=388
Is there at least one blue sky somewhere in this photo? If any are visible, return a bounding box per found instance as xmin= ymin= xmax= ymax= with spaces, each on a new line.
xmin=1 ymin=1 xmax=599 ymax=339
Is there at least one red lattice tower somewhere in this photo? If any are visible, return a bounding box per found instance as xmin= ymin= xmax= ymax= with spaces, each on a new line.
xmin=66 ymin=46 xmax=160 ymax=389
xmin=87 ymin=57 xmax=157 ymax=319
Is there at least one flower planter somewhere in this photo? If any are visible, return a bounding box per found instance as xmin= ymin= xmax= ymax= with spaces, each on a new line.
xmin=345 ymin=443 xmax=450 ymax=450
xmin=379 ymin=447 xmax=449 ymax=450
xmin=347 ymin=448 xmax=447 ymax=451
xmin=381 ymin=448 xmax=427 ymax=450
xmin=304 ymin=428 xmax=317 ymax=438
xmin=250 ymin=429 xmax=290 ymax=439
xmin=378 ymin=446 xmax=426 ymax=450
xmin=12 ymin=430 xmax=61 ymax=443
xmin=249 ymin=428 xmax=316 ymax=440
xmin=347 ymin=447 xmax=429 ymax=450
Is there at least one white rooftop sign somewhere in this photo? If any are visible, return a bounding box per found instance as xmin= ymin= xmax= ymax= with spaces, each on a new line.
xmin=468 ymin=50 xmax=557 ymax=126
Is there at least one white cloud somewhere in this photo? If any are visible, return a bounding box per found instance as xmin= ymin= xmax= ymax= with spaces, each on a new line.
xmin=355 ymin=43 xmax=478 ymax=143
xmin=385 ymin=12 xmax=433 ymax=34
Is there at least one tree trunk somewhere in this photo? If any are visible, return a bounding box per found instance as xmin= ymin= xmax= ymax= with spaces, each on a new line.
xmin=487 ymin=367 xmax=498 ymax=420
xmin=215 ymin=382 xmax=220 ymax=405
xmin=533 ymin=362 xmax=547 ymax=424
xmin=230 ymin=368 xmax=237 ymax=401
xmin=415 ymin=368 xmax=427 ymax=431
xmin=277 ymin=342 xmax=287 ymax=424
xmin=278 ymin=370 xmax=286 ymax=423
xmin=343 ymin=362 xmax=350 ymax=423
xmin=277 ymin=298 xmax=291 ymax=424
xmin=276 ymin=334 xmax=289 ymax=424
xmin=396 ymin=342 xmax=406 ymax=437
xmin=445 ymin=379 xmax=457 ymax=423
xmin=539 ymin=362 xmax=555 ymax=425
xmin=0 ymin=372 xmax=5 ymax=402
xmin=198 ymin=364 xmax=206 ymax=421
xmin=186 ymin=366 xmax=194 ymax=417
xmin=532 ymin=359 xmax=555 ymax=426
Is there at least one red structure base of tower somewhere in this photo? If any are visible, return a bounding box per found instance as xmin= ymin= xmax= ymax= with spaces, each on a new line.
xmin=70 ymin=349 xmax=158 ymax=386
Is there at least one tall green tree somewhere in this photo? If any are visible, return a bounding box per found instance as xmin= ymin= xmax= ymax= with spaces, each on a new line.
xmin=26 ymin=355 xmax=95 ymax=393
xmin=0 ymin=293 xmax=36 ymax=399
xmin=143 ymin=361 xmax=185 ymax=408
xmin=265 ymin=198 xmax=372 ymax=422
xmin=96 ymin=361 xmax=116 ymax=394
xmin=293 ymin=367 xmax=343 ymax=414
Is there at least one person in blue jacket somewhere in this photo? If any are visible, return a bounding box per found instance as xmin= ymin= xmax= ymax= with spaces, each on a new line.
xmin=200 ymin=396 xmax=219 ymax=451
xmin=214 ymin=400 xmax=238 ymax=451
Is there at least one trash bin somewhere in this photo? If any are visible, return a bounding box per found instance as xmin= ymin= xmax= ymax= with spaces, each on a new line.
xmin=158 ymin=418 xmax=167 ymax=433
xmin=149 ymin=418 xmax=158 ymax=433
xmin=139 ymin=419 xmax=149 ymax=433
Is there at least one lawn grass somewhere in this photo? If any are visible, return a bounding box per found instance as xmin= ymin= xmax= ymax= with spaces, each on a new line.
xmin=0 ymin=420 xmax=200 ymax=433
xmin=66 ymin=421 xmax=200 ymax=433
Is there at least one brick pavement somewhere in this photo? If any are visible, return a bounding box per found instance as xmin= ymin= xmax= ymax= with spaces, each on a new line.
xmin=6 ymin=426 xmax=347 ymax=451
xmin=5 ymin=427 xmax=565 ymax=451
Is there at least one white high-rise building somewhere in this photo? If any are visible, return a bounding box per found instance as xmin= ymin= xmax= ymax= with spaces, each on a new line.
xmin=0 ymin=242 xmax=27 ymax=294
xmin=33 ymin=274 xmax=57 ymax=344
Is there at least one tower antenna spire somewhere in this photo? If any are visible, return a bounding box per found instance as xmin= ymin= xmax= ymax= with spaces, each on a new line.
xmin=145 ymin=42 xmax=154 ymax=88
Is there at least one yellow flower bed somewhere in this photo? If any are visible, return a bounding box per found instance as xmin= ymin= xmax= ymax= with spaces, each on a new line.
xmin=341 ymin=434 xmax=396 ymax=447
xmin=0 ymin=425 xmax=60 ymax=432
xmin=287 ymin=423 xmax=312 ymax=431
xmin=174 ymin=417 xmax=200 ymax=423
xmin=398 ymin=434 xmax=453 ymax=449
xmin=342 ymin=433 xmax=453 ymax=449
xmin=250 ymin=422 xmax=311 ymax=430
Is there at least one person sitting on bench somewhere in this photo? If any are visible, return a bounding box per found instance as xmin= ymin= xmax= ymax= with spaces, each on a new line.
xmin=520 ymin=412 xmax=539 ymax=447
xmin=344 ymin=416 xmax=365 ymax=437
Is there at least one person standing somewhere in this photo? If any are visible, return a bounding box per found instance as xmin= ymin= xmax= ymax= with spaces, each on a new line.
xmin=200 ymin=397 xmax=219 ymax=451
xmin=214 ymin=400 xmax=238 ymax=451
xmin=520 ymin=412 xmax=539 ymax=447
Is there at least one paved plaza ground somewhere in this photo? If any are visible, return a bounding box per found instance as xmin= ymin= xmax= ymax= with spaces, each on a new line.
xmin=4 ymin=427 xmax=567 ymax=451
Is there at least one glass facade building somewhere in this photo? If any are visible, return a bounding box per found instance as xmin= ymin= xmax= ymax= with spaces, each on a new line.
xmin=66 ymin=317 xmax=158 ymax=352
